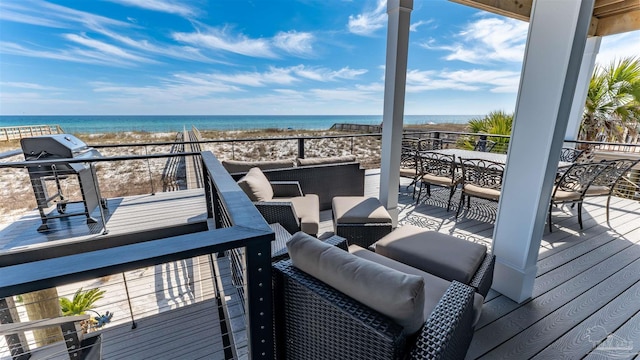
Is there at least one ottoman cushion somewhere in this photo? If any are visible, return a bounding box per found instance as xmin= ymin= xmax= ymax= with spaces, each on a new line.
xmin=267 ymin=195 xmax=320 ymax=236
xmin=333 ymin=196 xmax=392 ymax=224
xmin=374 ymin=225 xmax=487 ymax=284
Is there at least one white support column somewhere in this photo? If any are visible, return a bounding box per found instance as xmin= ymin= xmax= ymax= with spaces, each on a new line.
xmin=379 ymin=0 xmax=413 ymax=226
xmin=564 ymin=36 xmax=601 ymax=144
xmin=492 ymin=0 xmax=594 ymax=303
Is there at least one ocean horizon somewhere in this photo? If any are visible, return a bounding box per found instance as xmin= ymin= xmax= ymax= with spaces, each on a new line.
xmin=0 ymin=115 xmax=476 ymax=134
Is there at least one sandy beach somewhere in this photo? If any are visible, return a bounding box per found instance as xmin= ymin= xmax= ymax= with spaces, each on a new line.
xmin=0 ymin=123 xmax=467 ymax=226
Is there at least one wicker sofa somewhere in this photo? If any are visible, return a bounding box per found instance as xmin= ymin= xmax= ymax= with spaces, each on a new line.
xmin=225 ymin=156 xmax=365 ymax=210
xmin=273 ymin=233 xmax=483 ymax=360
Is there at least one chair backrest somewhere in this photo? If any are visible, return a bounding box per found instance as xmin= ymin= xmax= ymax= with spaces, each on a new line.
xmin=459 ymin=158 xmax=505 ymax=190
xmin=559 ymin=147 xmax=584 ymax=163
xmin=591 ymin=159 xmax=639 ymax=189
xmin=400 ymin=146 xmax=419 ymax=170
xmin=553 ymin=162 xmax=608 ymax=197
xmin=419 ymin=151 xmax=456 ymax=179
xmin=473 ymin=139 xmax=496 ymax=152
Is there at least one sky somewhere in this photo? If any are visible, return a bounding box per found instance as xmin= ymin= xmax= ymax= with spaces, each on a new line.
xmin=0 ymin=0 xmax=639 ymax=116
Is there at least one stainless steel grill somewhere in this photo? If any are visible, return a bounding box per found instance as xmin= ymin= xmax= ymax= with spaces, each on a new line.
xmin=20 ymin=134 xmax=107 ymax=232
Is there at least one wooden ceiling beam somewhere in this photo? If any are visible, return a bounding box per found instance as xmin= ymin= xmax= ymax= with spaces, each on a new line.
xmin=595 ymin=9 xmax=640 ymax=35
xmin=594 ymin=0 xmax=625 ymax=9
xmin=594 ymin=0 xmax=640 ymax=17
xmin=449 ymin=0 xmax=532 ymax=22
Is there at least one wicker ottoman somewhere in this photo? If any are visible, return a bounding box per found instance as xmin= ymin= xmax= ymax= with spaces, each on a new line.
xmin=332 ymin=196 xmax=393 ymax=249
xmin=371 ymin=224 xmax=495 ymax=297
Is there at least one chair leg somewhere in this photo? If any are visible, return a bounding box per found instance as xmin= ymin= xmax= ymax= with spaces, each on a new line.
xmin=548 ymin=203 xmax=553 ymax=233
xmin=456 ymin=194 xmax=465 ymax=218
xmin=446 ymin=186 xmax=456 ymax=212
xmin=606 ymin=195 xmax=611 ymax=225
xmin=426 ymin=184 xmax=431 ymax=197
xmin=577 ymin=202 xmax=583 ymax=229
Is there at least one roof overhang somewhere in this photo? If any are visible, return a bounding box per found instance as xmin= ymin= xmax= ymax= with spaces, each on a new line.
xmin=450 ymin=0 xmax=640 ymax=36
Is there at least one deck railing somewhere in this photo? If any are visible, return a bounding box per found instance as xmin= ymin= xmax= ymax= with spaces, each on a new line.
xmin=0 ymin=151 xmax=275 ymax=359
xmin=0 ymin=125 xmax=64 ymax=141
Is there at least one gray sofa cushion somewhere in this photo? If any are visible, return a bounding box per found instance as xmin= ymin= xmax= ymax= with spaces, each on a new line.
xmin=296 ymin=155 xmax=356 ymax=166
xmin=287 ymin=232 xmax=426 ymax=334
xmin=374 ymin=225 xmax=487 ymax=284
xmin=222 ymin=159 xmax=296 ymax=173
xmin=351 ymin=245 xmax=484 ymax=327
xmin=237 ymin=167 xmax=274 ymax=201
xmin=332 ymin=196 xmax=392 ymax=224
xmin=266 ymin=195 xmax=320 ymax=236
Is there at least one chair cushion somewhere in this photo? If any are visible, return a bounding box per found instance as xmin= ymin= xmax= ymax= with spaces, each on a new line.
xmin=351 ymin=245 xmax=484 ymax=327
xmin=287 ymin=232 xmax=425 ymax=334
xmin=222 ymin=159 xmax=296 ymax=173
xmin=296 ymin=155 xmax=356 ymax=166
xmin=374 ymin=225 xmax=487 ymax=284
xmin=268 ymin=195 xmax=320 ymax=236
xmin=585 ymin=185 xmax=610 ymax=196
xmin=463 ymin=184 xmax=501 ymax=201
xmin=421 ymin=174 xmax=455 ymax=187
xmin=332 ymin=196 xmax=392 ymax=224
xmin=552 ymin=187 xmax=582 ymax=202
xmin=237 ymin=167 xmax=274 ymax=201
xmin=399 ymin=168 xmax=418 ymax=177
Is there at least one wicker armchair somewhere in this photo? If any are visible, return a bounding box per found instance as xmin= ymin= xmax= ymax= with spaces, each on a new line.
xmin=253 ymin=181 xmax=319 ymax=236
xmin=273 ymin=259 xmax=477 ymax=360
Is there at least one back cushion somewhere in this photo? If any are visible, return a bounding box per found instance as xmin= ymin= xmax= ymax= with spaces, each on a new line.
xmin=287 ymin=232 xmax=425 ymax=334
xmin=237 ymin=167 xmax=274 ymax=201
xmin=222 ymin=159 xmax=296 ymax=173
xmin=296 ymin=155 xmax=356 ymax=166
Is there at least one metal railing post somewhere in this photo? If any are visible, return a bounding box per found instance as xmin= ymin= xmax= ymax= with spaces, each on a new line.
xmin=298 ymin=138 xmax=305 ymax=159
xmin=144 ymin=145 xmax=156 ymax=195
xmin=244 ymin=239 xmax=274 ymax=360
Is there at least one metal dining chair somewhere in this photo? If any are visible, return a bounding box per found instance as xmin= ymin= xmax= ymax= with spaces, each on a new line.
xmin=583 ymin=158 xmax=640 ymax=224
xmin=456 ymin=158 xmax=505 ymax=218
xmin=559 ymin=147 xmax=584 ymax=163
xmin=415 ymin=151 xmax=460 ymax=211
xmin=473 ymin=139 xmax=496 ymax=152
xmin=548 ymin=161 xmax=608 ymax=232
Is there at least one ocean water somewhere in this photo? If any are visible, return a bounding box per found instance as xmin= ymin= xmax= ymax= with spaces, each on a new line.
xmin=0 ymin=115 xmax=476 ymax=134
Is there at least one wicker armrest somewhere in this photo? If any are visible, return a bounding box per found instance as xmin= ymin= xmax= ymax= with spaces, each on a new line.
xmin=271 ymin=181 xmax=303 ymax=197
xmin=254 ymin=202 xmax=300 ymax=235
xmin=321 ymin=235 xmax=348 ymax=251
xmin=470 ymin=254 xmax=495 ymax=298
xmin=410 ymin=281 xmax=476 ymax=360
xmin=272 ymin=260 xmax=477 ymax=360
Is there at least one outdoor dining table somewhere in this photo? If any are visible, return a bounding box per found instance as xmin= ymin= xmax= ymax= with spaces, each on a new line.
xmin=428 ymin=149 xmax=573 ymax=169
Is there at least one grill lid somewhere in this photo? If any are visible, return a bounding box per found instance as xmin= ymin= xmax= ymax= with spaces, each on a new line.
xmin=20 ymin=134 xmax=100 ymax=160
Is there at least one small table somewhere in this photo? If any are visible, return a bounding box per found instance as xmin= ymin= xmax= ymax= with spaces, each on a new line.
xmin=269 ymin=223 xmax=293 ymax=262
xmin=427 ymin=149 xmax=573 ymax=168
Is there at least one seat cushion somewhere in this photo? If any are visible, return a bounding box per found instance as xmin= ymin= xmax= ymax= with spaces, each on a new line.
xmin=400 ymin=168 xmax=418 ymax=177
xmin=332 ymin=196 xmax=392 ymax=224
xmin=374 ymin=225 xmax=487 ymax=284
xmin=237 ymin=167 xmax=274 ymax=201
xmin=585 ymin=185 xmax=610 ymax=196
xmin=287 ymin=232 xmax=425 ymax=334
xmin=463 ymin=184 xmax=500 ymax=201
xmin=552 ymin=187 xmax=582 ymax=202
xmin=421 ymin=174 xmax=454 ymax=187
xmin=296 ymin=155 xmax=356 ymax=166
xmin=351 ymin=245 xmax=484 ymax=327
xmin=271 ymin=195 xmax=320 ymax=236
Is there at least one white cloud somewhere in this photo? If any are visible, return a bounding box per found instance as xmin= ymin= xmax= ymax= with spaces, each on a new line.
xmin=173 ymin=27 xmax=277 ymax=58
xmin=405 ymin=68 xmax=520 ymax=93
xmin=410 ymin=20 xmax=432 ymax=32
xmin=292 ymin=66 xmax=367 ymax=81
xmin=596 ymin=31 xmax=640 ymax=66
xmin=423 ymin=17 xmax=528 ymax=64
xmin=64 ymin=33 xmax=155 ymax=63
xmin=105 ymin=0 xmax=197 ymax=17
xmin=348 ymin=0 xmax=386 ymax=36
xmin=273 ymin=31 xmax=315 ymax=57
xmin=0 ymin=82 xmax=62 ymax=91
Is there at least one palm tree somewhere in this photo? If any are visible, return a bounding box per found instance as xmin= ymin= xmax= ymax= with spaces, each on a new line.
xmin=580 ymin=57 xmax=640 ymax=144
xmin=462 ymin=110 xmax=514 ymax=152
xmin=60 ymin=287 xmax=105 ymax=316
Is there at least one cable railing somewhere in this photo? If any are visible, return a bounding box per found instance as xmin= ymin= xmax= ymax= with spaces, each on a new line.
xmin=0 ymin=151 xmax=275 ymax=359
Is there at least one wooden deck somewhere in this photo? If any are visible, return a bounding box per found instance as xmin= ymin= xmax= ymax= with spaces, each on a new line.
xmin=354 ymin=170 xmax=640 ymax=360
xmin=3 ymin=169 xmax=640 ymax=359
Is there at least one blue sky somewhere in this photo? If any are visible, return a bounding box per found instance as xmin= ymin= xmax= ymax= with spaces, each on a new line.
xmin=1 ymin=0 xmax=638 ymax=116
